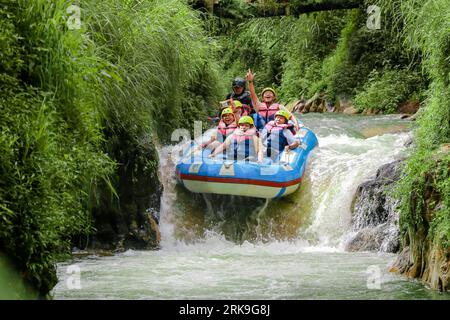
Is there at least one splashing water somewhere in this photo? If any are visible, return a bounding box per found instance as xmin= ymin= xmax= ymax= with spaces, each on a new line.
xmin=52 ymin=114 xmax=450 ymax=299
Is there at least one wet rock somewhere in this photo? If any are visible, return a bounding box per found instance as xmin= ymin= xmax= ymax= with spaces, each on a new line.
xmin=403 ymin=136 xmax=414 ymax=148
xmin=388 ymin=148 xmax=449 ymax=291
xmin=347 ymin=223 xmax=400 ymax=253
xmin=390 ymin=244 xmax=449 ymax=292
xmin=397 ymin=100 xmax=420 ymax=114
xmin=342 ymin=106 xmax=359 ymax=115
xmin=346 ymin=160 xmax=404 ymax=253
xmin=400 ymin=112 xmax=417 ymax=121
xmin=87 ymin=137 xmax=163 ymax=251
xmin=122 ymin=210 xmax=161 ymax=250
xmin=366 ymin=108 xmax=377 ymax=115
xmin=335 ymin=98 xmax=353 ymax=113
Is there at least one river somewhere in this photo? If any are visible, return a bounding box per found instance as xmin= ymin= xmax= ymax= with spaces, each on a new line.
xmin=52 ymin=113 xmax=450 ymax=300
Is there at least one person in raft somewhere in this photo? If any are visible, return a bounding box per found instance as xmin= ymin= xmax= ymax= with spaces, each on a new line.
xmin=208 ymin=116 xmax=264 ymax=163
xmin=199 ymin=107 xmax=238 ymax=152
xmin=230 ymin=99 xmax=251 ymax=122
xmin=245 ymin=69 xmax=300 ymax=131
xmin=226 ymin=77 xmax=253 ymax=112
xmin=260 ymin=109 xmax=300 ymax=161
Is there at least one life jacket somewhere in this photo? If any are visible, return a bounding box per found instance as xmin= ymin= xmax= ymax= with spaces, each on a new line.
xmin=242 ymin=104 xmax=251 ymax=116
xmin=217 ymin=120 xmax=237 ymax=142
xmin=257 ymin=102 xmax=281 ymax=123
xmin=229 ymin=127 xmax=258 ymax=160
xmin=264 ymin=121 xmax=295 ymax=157
xmin=264 ymin=120 xmax=296 ymax=135
xmin=234 ymin=104 xmax=251 ymax=122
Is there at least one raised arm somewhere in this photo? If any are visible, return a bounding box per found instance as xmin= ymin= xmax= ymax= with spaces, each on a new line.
xmin=246 ymin=70 xmax=260 ymax=112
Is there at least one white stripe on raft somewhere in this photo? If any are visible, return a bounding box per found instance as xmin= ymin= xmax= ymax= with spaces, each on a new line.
xmin=182 ymin=180 xmax=301 ymax=199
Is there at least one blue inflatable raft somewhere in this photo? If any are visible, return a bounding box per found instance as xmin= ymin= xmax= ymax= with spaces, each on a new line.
xmin=175 ymin=122 xmax=318 ymax=199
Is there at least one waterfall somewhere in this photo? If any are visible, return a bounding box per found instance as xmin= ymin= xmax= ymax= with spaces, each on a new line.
xmin=157 ymin=114 xmax=411 ymax=250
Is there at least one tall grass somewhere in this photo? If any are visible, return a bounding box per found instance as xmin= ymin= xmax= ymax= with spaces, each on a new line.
xmin=280 ymin=10 xmax=347 ymax=101
xmin=373 ymin=0 xmax=450 ymax=251
xmin=87 ymin=0 xmax=222 ymax=142
xmin=1 ymin=0 xmax=224 ymax=296
xmin=218 ymin=16 xmax=297 ymax=99
xmin=0 ymin=0 xmax=113 ymax=297
xmin=82 ymin=0 xmax=223 ymax=247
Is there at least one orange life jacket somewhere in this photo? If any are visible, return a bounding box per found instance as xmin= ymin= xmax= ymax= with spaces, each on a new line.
xmin=257 ymin=102 xmax=281 ymax=123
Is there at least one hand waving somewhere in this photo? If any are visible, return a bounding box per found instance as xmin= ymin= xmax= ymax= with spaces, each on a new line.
xmin=246 ymin=69 xmax=255 ymax=82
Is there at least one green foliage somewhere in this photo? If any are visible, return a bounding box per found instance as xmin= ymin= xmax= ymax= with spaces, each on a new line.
xmin=0 ymin=0 xmax=223 ymax=296
xmin=353 ymin=69 xmax=424 ymax=113
xmin=395 ymin=150 xmax=450 ymax=248
xmin=309 ymin=7 xmax=421 ymax=103
xmin=87 ymin=0 xmax=222 ymax=143
xmin=380 ymin=0 xmax=450 ymax=250
xmin=280 ymin=10 xmax=347 ymax=101
xmin=218 ymin=16 xmax=296 ymax=100
xmin=84 ymin=0 xmax=223 ymax=242
xmin=0 ymin=0 xmax=113 ymax=295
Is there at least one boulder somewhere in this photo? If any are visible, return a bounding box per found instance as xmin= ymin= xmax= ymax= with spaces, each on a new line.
xmin=397 ymin=100 xmax=420 ymax=114
xmin=343 ymin=106 xmax=359 ymax=114
xmin=346 ymin=160 xmax=404 ymax=253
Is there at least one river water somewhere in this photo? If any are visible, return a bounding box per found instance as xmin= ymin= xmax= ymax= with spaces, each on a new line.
xmin=52 ymin=114 xmax=450 ymax=300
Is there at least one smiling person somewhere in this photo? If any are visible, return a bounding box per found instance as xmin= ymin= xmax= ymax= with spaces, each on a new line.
xmin=260 ymin=110 xmax=300 ymax=161
xmin=230 ymin=99 xmax=251 ymax=122
xmin=199 ymin=107 xmax=238 ymax=152
xmin=246 ymin=69 xmax=300 ymax=131
xmin=209 ymin=116 xmax=264 ymax=163
xmin=226 ymin=77 xmax=253 ymax=113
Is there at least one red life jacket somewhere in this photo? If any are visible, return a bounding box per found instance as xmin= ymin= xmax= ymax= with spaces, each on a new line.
xmin=264 ymin=121 xmax=295 ymax=157
xmin=230 ymin=128 xmax=258 ymax=159
xmin=234 ymin=105 xmax=251 ymax=122
xmin=241 ymin=104 xmax=251 ymax=116
xmin=264 ymin=121 xmax=296 ymax=135
xmin=217 ymin=120 xmax=237 ymax=142
xmin=231 ymin=127 xmax=257 ymax=143
xmin=258 ymin=102 xmax=281 ymax=122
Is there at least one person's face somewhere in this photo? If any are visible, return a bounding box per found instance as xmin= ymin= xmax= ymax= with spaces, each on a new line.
xmin=222 ymin=113 xmax=234 ymax=124
xmin=234 ymin=108 xmax=243 ymax=116
xmin=262 ymin=90 xmax=275 ymax=103
xmin=239 ymin=123 xmax=251 ymax=132
xmin=233 ymin=86 xmax=244 ymax=95
xmin=275 ymin=115 xmax=287 ymax=125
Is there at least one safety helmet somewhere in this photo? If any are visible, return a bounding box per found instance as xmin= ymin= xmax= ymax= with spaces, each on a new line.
xmin=232 ymin=77 xmax=246 ymax=88
xmin=261 ymin=87 xmax=277 ymax=98
xmin=233 ymin=101 xmax=243 ymax=108
xmin=221 ymin=107 xmax=234 ymax=117
xmin=275 ymin=109 xmax=290 ymax=121
xmin=238 ymin=116 xmax=254 ymax=126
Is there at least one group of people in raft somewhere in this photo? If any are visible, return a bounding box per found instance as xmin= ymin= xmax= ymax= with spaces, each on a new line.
xmin=198 ymin=70 xmax=302 ymax=163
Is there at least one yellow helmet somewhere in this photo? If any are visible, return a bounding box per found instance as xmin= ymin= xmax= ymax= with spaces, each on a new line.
xmin=275 ymin=109 xmax=290 ymax=120
xmin=261 ymin=87 xmax=277 ymax=98
xmin=221 ymin=107 xmax=234 ymax=117
xmin=233 ymin=100 xmax=243 ymax=108
xmin=238 ymin=116 xmax=254 ymax=126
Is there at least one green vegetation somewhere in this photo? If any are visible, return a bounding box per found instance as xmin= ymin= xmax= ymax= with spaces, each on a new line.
xmin=0 ymin=0 xmax=113 ymax=297
xmin=84 ymin=0 xmax=223 ymax=247
xmin=1 ymin=0 xmax=449 ymax=297
xmin=0 ymin=0 xmax=222 ymax=297
xmin=378 ymin=0 xmax=450 ymax=252
xmin=353 ymin=69 xmax=423 ymax=113
xmin=214 ymin=1 xmax=448 ymax=262
xmin=215 ymin=2 xmax=425 ymax=110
